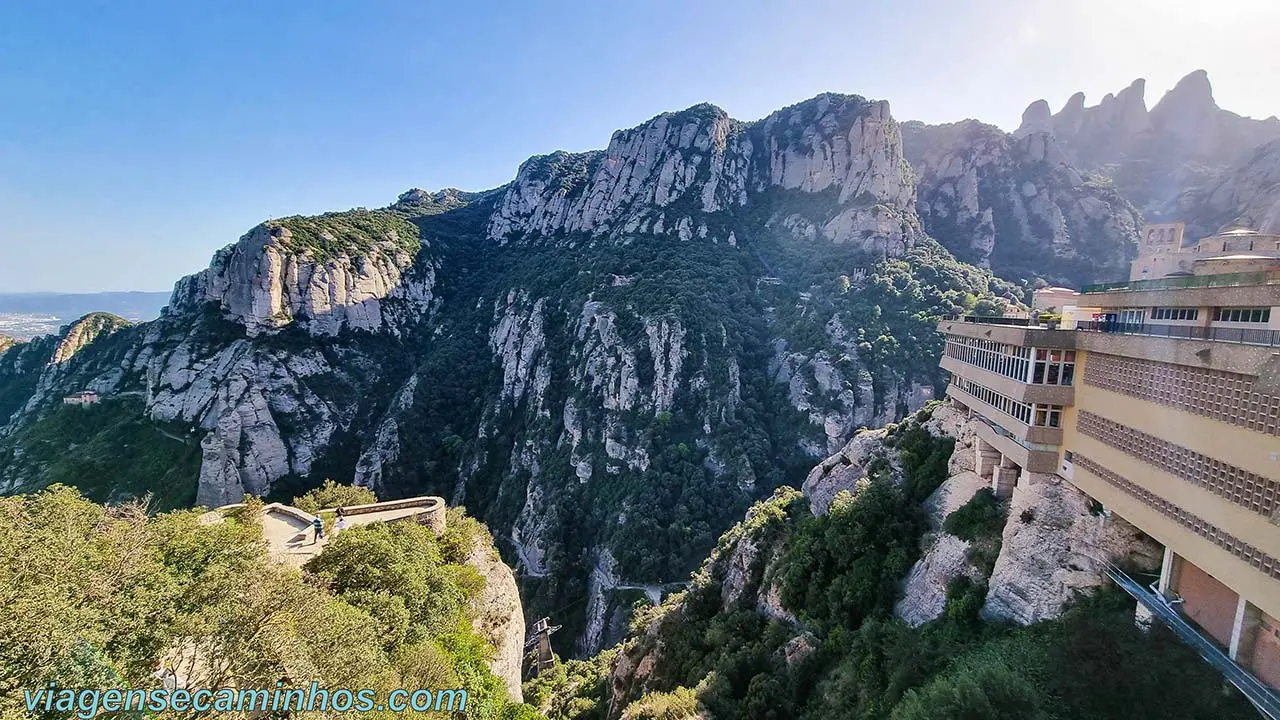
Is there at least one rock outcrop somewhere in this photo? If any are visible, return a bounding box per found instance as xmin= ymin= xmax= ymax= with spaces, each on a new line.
xmin=1177 ymin=139 xmax=1280 ymax=238
xmin=488 ymin=95 xmax=922 ymax=254
xmin=171 ymin=214 xmax=434 ymax=338
xmin=981 ymin=479 xmax=1162 ymax=624
xmin=1009 ymin=70 xmax=1280 ymax=220
xmin=467 ymin=538 xmax=526 ymax=702
xmin=905 ymin=120 xmax=1141 ymax=284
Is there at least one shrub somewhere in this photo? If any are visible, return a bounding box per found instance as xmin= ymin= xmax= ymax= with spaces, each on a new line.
xmin=292 ymin=478 xmax=377 ymax=513
xmin=943 ymin=489 xmax=1006 ymax=542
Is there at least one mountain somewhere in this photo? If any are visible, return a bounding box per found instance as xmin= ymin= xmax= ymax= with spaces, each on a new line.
xmin=1012 ymin=69 xmax=1280 ymax=235
xmin=903 ymin=70 xmax=1280 ymax=287
xmin=2 ymin=73 xmax=1272 ymax=661
xmin=903 ymin=120 xmax=1141 ymax=286
xmin=0 ymin=291 xmax=170 ymax=340
xmin=526 ymin=405 xmax=1254 ymax=719
xmin=0 ymin=92 xmax=1019 ymax=656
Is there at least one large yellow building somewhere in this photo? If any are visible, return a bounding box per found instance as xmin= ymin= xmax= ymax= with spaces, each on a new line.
xmin=938 ymin=229 xmax=1280 ymax=690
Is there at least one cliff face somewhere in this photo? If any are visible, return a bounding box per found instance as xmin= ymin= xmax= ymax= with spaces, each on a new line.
xmin=0 ymin=92 xmax=1014 ymax=656
xmin=1011 ymin=69 xmax=1280 ymax=229
xmin=170 ymin=212 xmax=435 ymax=338
xmin=902 ymin=70 xmax=1280 ymax=288
xmin=1177 ymin=139 xmax=1280 ymax=239
xmin=904 ymin=120 xmax=1142 ymax=285
xmin=488 ymin=95 xmax=921 ymax=254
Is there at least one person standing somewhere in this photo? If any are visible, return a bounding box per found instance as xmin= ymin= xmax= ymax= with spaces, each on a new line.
xmin=311 ymin=514 xmax=324 ymax=544
xmin=335 ymin=514 xmax=348 ymax=537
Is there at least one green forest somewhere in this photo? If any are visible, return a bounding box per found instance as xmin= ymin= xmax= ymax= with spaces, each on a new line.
xmin=0 ymin=486 xmax=538 ymax=720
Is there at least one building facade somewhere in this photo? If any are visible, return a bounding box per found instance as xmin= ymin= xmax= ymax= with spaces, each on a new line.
xmin=938 ymin=227 xmax=1280 ymax=690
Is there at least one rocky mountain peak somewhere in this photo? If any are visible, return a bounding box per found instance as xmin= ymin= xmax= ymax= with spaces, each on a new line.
xmin=168 ymin=210 xmax=435 ymax=337
xmin=1016 ymin=99 xmax=1052 ymax=137
xmin=486 ymin=92 xmax=920 ymax=253
xmin=50 ymin=313 xmax=131 ymax=365
xmin=1149 ymin=69 xmax=1219 ymax=150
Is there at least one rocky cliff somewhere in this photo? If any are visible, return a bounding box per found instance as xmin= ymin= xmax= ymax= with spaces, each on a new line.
xmin=1011 ymin=69 xmax=1280 ymax=230
xmin=0 ymin=92 xmax=1019 ymax=657
xmin=904 ymin=120 xmax=1141 ymax=285
xmin=1176 ymin=139 xmax=1280 ymax=240
xmin=488 ymin=95 xmax=922 ymax=254
xmin=170 ymin=211 xmax=435 ymax=338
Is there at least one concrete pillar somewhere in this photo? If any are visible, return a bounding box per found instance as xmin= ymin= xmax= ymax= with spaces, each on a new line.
xmin=1229 ymin=598 xmax=1262 ymax=662
xmin=975 ymin=440 xmax=1001 ymax=480
xmin=993 ymin=458 xmax=1020 ymax=499
xmin=1157 ymin=547 xmax=1177 ymax=599
xmin=1017 ymin=469 xmax=1054 ymax=489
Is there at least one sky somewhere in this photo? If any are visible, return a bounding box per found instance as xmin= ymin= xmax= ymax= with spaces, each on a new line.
xmin=1 ymin=0 xmax=1277 ymax=293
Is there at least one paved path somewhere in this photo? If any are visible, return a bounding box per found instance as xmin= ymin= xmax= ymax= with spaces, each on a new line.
xmin=198 ymin=499 xmax=445 ymax=568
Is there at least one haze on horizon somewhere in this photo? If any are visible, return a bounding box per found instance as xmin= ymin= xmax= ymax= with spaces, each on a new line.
xmin=1 ymin=0 xmax=1277 ymax=294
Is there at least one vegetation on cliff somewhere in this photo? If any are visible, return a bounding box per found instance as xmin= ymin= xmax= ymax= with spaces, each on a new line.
xmin=0 ymin=398 xmax=201 ymax=511
xmin=0 ymin=486 xmax=535 ymax=719
xmin=528 ymin=410 xmax=1254 ymax=720
xmin=269 ymin=209 xmax=423 ymax=261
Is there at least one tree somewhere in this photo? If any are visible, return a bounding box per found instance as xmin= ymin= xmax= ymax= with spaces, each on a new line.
xmin=292 ymin=478 xmax=378 ymax=513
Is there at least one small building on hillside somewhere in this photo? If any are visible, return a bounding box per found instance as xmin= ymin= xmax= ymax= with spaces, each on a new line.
xmin=63 ymin=390 xmax=99 ymax=406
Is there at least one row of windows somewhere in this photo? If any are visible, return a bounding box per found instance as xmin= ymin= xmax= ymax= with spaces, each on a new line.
xmin=1117 ymin=306 xmax=1272 ymax=324
xmin=945 ymin=338 xmax=1075 ymax=386
xmin=1213 ymin=307 xmax=1271 ymax=324
xmin=1151 ymin=307 xmax=1198 ymax=321
xmin=1072 ymin=454 xmax=1280 ymax=581
xmin=1076 ymin=411 xmax=1278 ymax=518
xmin=944 ymin=337 xmax=1030 ymax=382
xmin=951 ymin=377 xmax=1063 ymax=427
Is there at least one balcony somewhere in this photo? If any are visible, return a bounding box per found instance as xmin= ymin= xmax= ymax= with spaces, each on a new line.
xmin=1081 ymin=270 xmax=1280 ymax=294
xmin=945 ymin=383 xmax=1064 ymax=446
xmin=1080 ymin=271 xmax=1280 ymax=309
xmin=939 ymin=355 xmax=1075 ymax=405
xmin=1076 ymin=320 xmax=1280 ymax=348
xmin=939 ymin=319 xmax=1077 ymax=349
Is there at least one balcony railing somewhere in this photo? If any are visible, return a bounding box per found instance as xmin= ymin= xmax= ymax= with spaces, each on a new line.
xmin=1076 ymin=320 xmax=1280 ymax=347
xmin=1081 ymin=270 xmax=1280 ymax=294
xmin=957 ymin=315 xmax=1035 ymax=326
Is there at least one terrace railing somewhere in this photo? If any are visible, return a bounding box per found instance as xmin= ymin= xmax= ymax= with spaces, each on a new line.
xmin=1076 ymin=320 xmax=1280 ymax=347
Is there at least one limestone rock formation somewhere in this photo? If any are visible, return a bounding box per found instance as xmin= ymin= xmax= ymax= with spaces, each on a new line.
xmin=466 ymin=538 xmax=526 ymax=702
xmin=905 ymin=119 xmax=1141 ymax=284
xmin=171 ymin=215 xmax=434 ymax=338
xmin=1177 ymin=139 xmax=1280 ymax=239
xmin=1009 ymin=70 xmax=1280 ymax=220
xmin=488 ymin=95 xmax=922 ymax=254
xmin=0 ymin=91 xmax=1013 ymax=657
xmin=980 ymin=479 xmax=1162 ymax=624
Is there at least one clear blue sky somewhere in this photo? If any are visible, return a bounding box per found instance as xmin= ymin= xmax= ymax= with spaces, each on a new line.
xmin=1 ymin=0 xmax=1277 ymax=293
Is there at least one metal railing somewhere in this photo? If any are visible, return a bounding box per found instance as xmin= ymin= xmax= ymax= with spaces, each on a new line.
xmin=957 ymin=315 xmax=1035 ymax=326
xmin=1076 ymin=320 xmax=1280 ymax=347
xmin=1082 ymin=270 xmax=1280 ymax=294
xmin=1103 ymin=560 xmax=1280 ymax=719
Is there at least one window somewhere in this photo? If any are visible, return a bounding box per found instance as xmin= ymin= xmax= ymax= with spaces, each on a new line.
xmin=1033 ymin=405 xmax=1062 ymax=428
xmin=1031 ymin=348 xmax=1075 ymax=386
xmin=1151 ymin=307 xmax=1198 ymax=321
xmin=1119 ymin=308 xmax=1146 ymax=325
xmin=944 ymin=336 xmax=1030 ymax=381
xmin=1213 ymin=307 xmax=1271 ymax=323
xmin=952 ymin=377 xmax=1033 ymax=425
